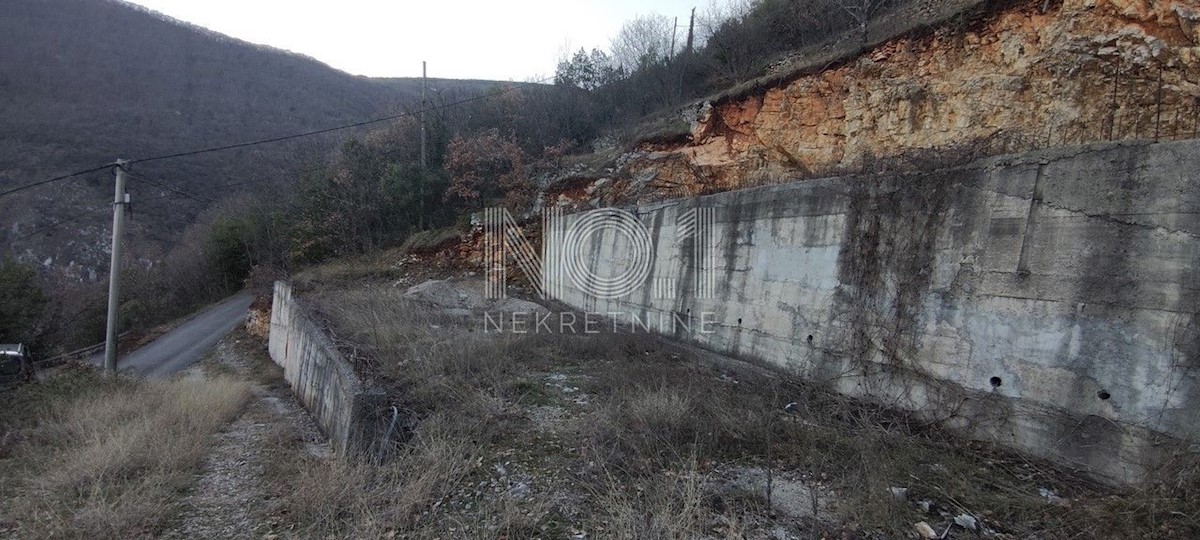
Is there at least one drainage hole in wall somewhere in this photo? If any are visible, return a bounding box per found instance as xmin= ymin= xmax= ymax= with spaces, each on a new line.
xmin=737 ymin=318 xmax=742 ymax=325
xmin=990 ymin=376 xmax=1003 ymax=388
xmin=1098 ymin=390 xmax=1111 ymax=401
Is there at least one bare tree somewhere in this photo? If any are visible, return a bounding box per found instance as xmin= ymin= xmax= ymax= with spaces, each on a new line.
xmin=697 ymin=0 xmax=754 ymax=46
xmin=610 ymin=14 xmax=675 ymax=73
xmin=825 ymin=0 xmax=889 ymax=46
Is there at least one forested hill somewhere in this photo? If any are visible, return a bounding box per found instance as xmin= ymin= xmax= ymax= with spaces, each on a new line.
xmin=0 ymin=0 xmax=503 ymax=275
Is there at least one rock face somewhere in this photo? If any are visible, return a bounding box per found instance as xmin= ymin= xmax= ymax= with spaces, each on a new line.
xmin=570 ymin=0 xmax=1200 ymax=205
xmin=244 ymin=295 xmax=272 ymax=340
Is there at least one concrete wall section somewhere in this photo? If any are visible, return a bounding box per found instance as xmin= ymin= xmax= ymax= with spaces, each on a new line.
xmin=547 ymin=140 xmax=1200 ymax=484
xmin=269 ymin=281 xmax=384 ymax=456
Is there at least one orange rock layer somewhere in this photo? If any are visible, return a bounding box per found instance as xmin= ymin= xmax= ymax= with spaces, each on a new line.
xmin=610 ymin=0 xmax=1200 ymax=201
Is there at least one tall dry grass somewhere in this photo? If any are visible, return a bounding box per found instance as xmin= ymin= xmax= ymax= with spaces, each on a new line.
xmin=0 ymin=371 xmax=251 ymax=538
xmin=593 ymin=457 xmax=711 ymax=540
xmin=261 ymin=423 xmax=481 ymax=538
xmin=283 ymin=285 xmax=1200 ymax=538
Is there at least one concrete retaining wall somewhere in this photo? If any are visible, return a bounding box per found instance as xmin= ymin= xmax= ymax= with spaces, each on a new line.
xmin=547 ymin=140 xmax=1200 ymax=484
xmin=269 ymin=281 xmax=384 ymax=456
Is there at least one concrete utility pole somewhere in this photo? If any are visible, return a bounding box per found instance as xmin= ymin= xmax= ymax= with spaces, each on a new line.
xmin=103 ymin=160 xmax=130 ymax=374
xmin=686 ymin=8 xmax=695 ymax=55
xmin=420 ymin=61 xmax=428 ymax=171
xmin=419 ymin=61 xmax=428 ymax=230
xmin=670 ymin=17 xmax=678 ymax=58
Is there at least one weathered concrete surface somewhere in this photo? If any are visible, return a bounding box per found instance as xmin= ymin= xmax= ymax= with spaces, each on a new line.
xmin=548 ymin=140 xmax=1200 ymax=484
xmin=268 ymin=281 xmax=384 ymax=456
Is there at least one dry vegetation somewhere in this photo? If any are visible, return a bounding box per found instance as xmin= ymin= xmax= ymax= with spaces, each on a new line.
xmin=291 ymin=238 xmax=469 ymax=290
xmin=258 ymin=285 xmax=1199 ymax=539
xmin=0 ymin=370 xmax=251 ymax=538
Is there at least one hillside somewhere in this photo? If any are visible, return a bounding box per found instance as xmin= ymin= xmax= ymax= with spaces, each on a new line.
xmin=2 ymin=1 xmax=1199 ymax=537
xmin=0 ymin=0 xmax=504 ymax=276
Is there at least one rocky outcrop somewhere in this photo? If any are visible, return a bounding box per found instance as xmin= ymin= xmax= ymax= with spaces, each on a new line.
xmin=551 ymin=0 xmax=1200 ymax=209
xmin=244 ymin=295 xmax=271 ymax=340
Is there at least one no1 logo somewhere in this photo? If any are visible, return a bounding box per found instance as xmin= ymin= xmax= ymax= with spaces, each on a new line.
xmin=483 ymin=206 xmax=717 ymax=301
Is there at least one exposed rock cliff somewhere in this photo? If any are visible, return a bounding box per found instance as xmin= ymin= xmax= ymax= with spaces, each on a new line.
xmin=551 ymin=0 xmax=1200 ymax=208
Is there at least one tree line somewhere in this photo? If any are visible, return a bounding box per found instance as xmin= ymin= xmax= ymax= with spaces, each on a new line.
xmin=555 ymin=0 xmax=902 ymax=124
xmin=1 ymin=0 xmax=906 ymax=357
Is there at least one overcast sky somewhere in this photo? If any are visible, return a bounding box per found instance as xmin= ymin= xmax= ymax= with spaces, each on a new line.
xmin=123 ymin=0 xmax=711 ymax=81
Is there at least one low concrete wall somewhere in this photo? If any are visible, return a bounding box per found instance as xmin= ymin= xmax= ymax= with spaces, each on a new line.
xmin=269 ymin=281 xmax=384 ymax=456
xmin=547 ymin=140 xmax=1200 ymax=484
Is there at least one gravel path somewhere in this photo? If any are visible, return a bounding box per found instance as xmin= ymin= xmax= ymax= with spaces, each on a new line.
xmin=162 ymin=335 xmax=327 ymax=539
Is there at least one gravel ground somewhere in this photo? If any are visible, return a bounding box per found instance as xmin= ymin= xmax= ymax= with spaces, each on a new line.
xmin=162 ymin=334 xmax=327 ymax=539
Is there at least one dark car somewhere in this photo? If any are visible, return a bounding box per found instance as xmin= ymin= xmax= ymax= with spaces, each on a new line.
xmin=0 ymin=344 xmax=32 ymax=385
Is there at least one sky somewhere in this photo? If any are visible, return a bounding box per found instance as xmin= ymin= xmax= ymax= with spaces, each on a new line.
xmin=123 ymin=0 xmax=711 ymax=81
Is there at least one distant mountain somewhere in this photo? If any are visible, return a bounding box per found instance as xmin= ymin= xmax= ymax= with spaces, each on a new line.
xmin=0 ymin=0 xmax=505 ymax=277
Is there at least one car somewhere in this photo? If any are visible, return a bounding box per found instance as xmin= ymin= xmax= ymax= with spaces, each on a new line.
xmin=0 ymin=343 xmax=32 ymax=385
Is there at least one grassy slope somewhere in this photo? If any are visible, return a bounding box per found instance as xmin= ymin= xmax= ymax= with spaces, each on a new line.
xmin=0 ymin=370 xmax=251 ymax=538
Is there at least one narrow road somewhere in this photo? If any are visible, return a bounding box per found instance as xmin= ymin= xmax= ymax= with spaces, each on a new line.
xmin=92 ymin=293 xmax=255 ymax=378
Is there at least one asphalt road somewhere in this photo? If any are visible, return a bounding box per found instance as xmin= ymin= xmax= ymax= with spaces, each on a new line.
xmin=92 ymin=293 xmax=255 ymax=378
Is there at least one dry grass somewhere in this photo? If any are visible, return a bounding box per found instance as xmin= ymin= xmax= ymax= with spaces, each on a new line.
xmin=265 ymin=285 xmax=1200 ymax=539
xmin=0 ymin=371 xmax=251 ymax=538
xmin=593 ymin=458 xmax=709 ymax=540
xmin=260 ymin=404 xmax=549 ymax=538
xmin=262 ymin=427 xmax=474 ymax=537
xmin=293 ymin=225 xmax=466 ymax=288
xmin=400 ymin=227 xmax=464 ymax=253
xmin=292 ymin=247 xmax=412 ymax=286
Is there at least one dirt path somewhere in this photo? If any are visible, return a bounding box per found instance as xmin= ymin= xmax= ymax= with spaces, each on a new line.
xmin=162 ymin=333 xmax=327 ymax=539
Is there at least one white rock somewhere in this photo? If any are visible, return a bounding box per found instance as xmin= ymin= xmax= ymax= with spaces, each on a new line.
xmin=914 ymin=521 xmax=938 ymax=539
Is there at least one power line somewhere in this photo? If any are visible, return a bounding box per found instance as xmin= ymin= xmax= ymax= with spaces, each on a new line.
xmin=0 ymin=77 xmax=553 ymax=201
xmin=133 ymin=170 xmax=310 ymax=203
xmin=129 ymin=76 xmax=554 ymax=165
xmin=210 ymin=177 xmax=280 ymax=190
xmin=0 ymin=164 xmax=113 ymax=199
xmin=6 ymin=194 xmax=179 ymax=244
xmin=10 ymin=207 xmax=109 ymax=243
xmin=5 ymin=190 xmax=189 ymax=241
xmin=8 ymin=170 xmax=321 ymax=244
xmin=127 ymin=170 xmax=213 ymax=204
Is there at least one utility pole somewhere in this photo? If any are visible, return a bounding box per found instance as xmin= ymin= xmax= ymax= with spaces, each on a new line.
xmin=686 ymin=8 xmax=695 ymax=55
xmin=419 ymin=61 xmax=428 ymax=230
xmin=670 ymin=17 xmax=678 ymax=58
xmin=103 ymin=160 xmax=129 ymax=374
